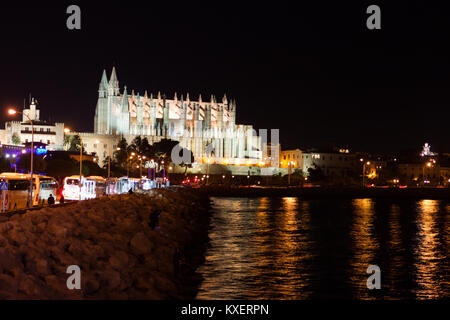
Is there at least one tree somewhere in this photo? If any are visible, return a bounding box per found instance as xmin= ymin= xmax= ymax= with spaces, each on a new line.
xmin=150 ymin=138 xmax=179 ymax=164
xmin=64 ymin=134 xmax=81 ymax=152
xmin=307 ymin=165 xmax=326 ymax=183
xmin=11 ymin=133 xmax=21 ymax=145
xmin=113 ymin=136 xmax=129 ymax=167
xmin=179 ymin=147 xmax=195 ymax=175
xmin=140 ymin=137 xmax=151 ymax=156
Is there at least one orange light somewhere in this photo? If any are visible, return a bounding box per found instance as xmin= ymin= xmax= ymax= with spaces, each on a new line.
xmin=64 ymin=128 xmax=70 ymax=133
xmin=8 ymin=109 xmax=17 ymax=115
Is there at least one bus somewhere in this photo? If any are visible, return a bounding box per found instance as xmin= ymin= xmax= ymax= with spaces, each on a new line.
xmin=32 ymin=175 xmax=58 ymax=205
xmin=0 ymin=173 xmax=30 ymax=211
xmin=105 ymin=177 xmax=119 ymax=195
xmin=0 ymin=173 xmax=58 ymax=210
xmin=86 ymin=176 xmax=107 ymax=198
xmin=62 ymin=176 xmax=96 ymax=201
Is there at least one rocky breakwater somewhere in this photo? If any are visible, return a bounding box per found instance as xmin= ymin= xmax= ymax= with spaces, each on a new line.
xmin=0 ymin=189 xmax=210 ymax=299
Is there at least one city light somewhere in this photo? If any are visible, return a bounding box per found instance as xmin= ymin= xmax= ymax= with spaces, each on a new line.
xmin=7 ymin=109 xmax=17 ymax=115
xmin=64 ymin=128 xmax=71 ymax=133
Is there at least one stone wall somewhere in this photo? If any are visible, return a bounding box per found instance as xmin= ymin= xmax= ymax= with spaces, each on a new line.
xmin=0 ymin=189 xmax=210 ymax=299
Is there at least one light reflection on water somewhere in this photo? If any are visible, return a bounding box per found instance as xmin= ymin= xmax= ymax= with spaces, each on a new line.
xmin=196 ymin=197 xmax=449 ymax=300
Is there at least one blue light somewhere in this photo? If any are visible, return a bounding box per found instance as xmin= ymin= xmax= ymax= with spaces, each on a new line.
xmin=36 ymin=147 xmax=47 ymax=155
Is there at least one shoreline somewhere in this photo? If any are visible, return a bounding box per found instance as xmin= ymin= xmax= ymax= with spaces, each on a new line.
xmin=196 ymin=186 xmax=450 ymax=200
xmin=0 ymin=189 xmax=210 ymax=299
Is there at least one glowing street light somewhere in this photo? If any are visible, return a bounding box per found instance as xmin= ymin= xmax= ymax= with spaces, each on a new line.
xmin=8 ymin=108 xmax=34 ymax=207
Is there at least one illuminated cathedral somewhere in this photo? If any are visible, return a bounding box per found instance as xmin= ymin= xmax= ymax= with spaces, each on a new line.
xmin=92 ymin=67 xmax=262 ymax=166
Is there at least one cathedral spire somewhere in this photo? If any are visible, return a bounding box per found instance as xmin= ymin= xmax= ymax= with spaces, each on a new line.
xmin=98 ymin=69 xmax=108 ymax=97
xmin=144 ymin=90 xmax=148 ymax=99
xmin=100 ymin=69 xmax=108 ymax=85
xmin=157 ymin=91 xmax=161 ymax=99
xmin=174 ymin=92 xmax=178 ymax=101
xmin=222 ymin=94 xmax=228 ymax=104
xmin=109 ymin=67 xmax=118 ymax=85
xmin=198 ymin=94 xmax=202 ymax=103
xmin=121 ymin=86 xmax=129 ymax=112
xmin=108 ymin=66 xmax=120 ymax=96
xmin=186 ymin=92 xmax=190 ymax=102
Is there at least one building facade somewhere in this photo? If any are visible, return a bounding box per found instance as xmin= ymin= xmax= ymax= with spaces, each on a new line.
xmin=302 ymin=150 xmax=359 ymax=177
xmin=89 ymin=67 xmax=262 ymax=167
xmin=280 ymin=149 xmax=303 ymax=169
xmin=0 ymin=99 xmax=65 ymax=150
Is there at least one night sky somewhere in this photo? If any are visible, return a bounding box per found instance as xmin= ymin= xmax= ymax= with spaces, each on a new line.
xmin=0 ymin=1 xmax=449 ymax=154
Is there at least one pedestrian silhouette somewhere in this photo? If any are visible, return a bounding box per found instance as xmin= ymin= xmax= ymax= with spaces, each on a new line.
xmin=128 ymin=188 xmax=133 ymax=194
xmin=47 ymin=194 xmax=55 ymax=205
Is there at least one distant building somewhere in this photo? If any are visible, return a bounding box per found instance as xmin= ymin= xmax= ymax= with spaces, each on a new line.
xmin=280 ymin=149 xmax=302 ymax=169
xmin=90 ymin=67 xmax=262 ymax=167
xmin=302 ymin=149 xmax=358 ymax=178
xmin=398 ymin=156 xmax=450 ymax=186
xmin=0 ymin=99 xmax=65 ymax=150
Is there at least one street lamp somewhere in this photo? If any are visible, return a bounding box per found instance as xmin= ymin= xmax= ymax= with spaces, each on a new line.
xmin=8 ymin=108 xmax=34 ymax=207
xmin=423 ymin=161 xmax=433 ymax=186
xmin=95 ymin=139 xmax=114 ymax=178
xmin=137 ymin=155 xmax=146 ymax=178
xmin=288 ymin=161 xmax=294 ymax=185
xmin=362 ymin=161 xmax=370 ymax=187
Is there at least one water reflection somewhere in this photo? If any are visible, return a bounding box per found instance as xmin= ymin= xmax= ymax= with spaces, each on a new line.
xmin=413 ymin=200 xmax=447 ymax=299
xmin=196 ymin=197 xmax=448 ymax=300
xmin=349 ymin=199 xmax=379 ymax=299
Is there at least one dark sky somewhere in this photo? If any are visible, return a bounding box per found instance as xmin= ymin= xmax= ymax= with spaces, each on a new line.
xmin=0 ymin=1 xmax=449 ymax=154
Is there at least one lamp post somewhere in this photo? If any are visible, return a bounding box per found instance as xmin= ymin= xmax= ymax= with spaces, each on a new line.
xmin=151 ymin=159 xmax=155 ymax=180
xmin=125 ymin=151 xmax=136 ymax=178
xmin=423 ymin=161 xmax=432 ymax=186
xmin=137 ymin=155 xmax=145 ymax=178
xmin=8 ymin=108 xmax=34 ymax=208
xmin=288 ymin=161 xmax=294 ymax=185
xmin=206 ymin=158 xmax=210 ymax=185
xmin=362 ymin=160 xmax=370 ymax=187
xmin=95 ymin=139 xmax=115 ymax=178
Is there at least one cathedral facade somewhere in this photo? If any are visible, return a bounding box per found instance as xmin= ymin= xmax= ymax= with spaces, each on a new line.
xmin=92 ymin=67 xmax=262 ymax=166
